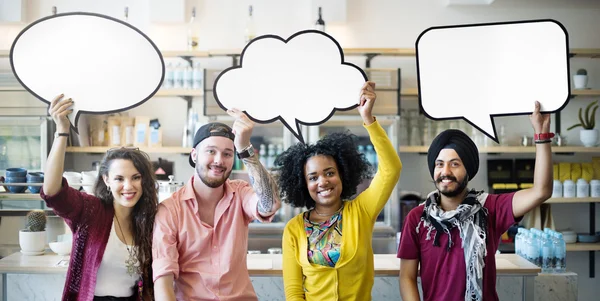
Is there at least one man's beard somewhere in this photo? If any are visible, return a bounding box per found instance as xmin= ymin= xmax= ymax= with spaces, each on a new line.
xmin=435 ymin=175 xmax=468 ymax=197
xmin=197 ymin=165 xmax=231 ymax=188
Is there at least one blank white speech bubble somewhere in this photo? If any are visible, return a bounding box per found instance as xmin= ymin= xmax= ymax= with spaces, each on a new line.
xmin=10 ymin=12 xmax=164 ymax=133
xmin=416 ymin=19 xmax=570 ymax=142
xmin=213 ymin=30 xmax=367 ymax=143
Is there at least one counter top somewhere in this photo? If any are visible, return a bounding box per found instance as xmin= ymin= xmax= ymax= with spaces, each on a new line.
xmin=0 ymin=252 xmax=540 ymax=276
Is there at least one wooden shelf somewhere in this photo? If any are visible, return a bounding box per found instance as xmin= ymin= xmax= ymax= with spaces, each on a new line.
xmin=400 ymin=88 xmax=600 ymax=97
xmin=546 ymin=197 xmax=600 ymax=204
xmin=566 ymin=243 xmax=600 ymax=252
xmin=0 ymin=86 xmax=24 ymax=91
xmin=65 ymin=146 xmax=192 ymax=154
xmin=154 ymin=89 xmax=203 ymax=97
xmin=570 ymin=49 xmax=600 ymax=58
xmin=399 ymin=146 xmax=600 ymax=153
xmin=571 ymin=89 xmax=600 ymax=96
xmin=2 ymin=48 xmax=598 ymax=59
xmin=161 ymin=50 xmax=210 ymax=57
xmin=0 ymin=193 xmax=42 ymax=201
xmin=343 ymin=48 xmax=416 ymax=56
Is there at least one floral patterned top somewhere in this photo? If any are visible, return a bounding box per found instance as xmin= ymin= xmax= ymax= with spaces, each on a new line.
xmin=304 ymin=206 xmax=343 ymax=267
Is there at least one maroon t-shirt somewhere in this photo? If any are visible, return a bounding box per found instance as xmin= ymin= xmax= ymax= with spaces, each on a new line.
xmin=397 ymin=192 xmax=518 ymax=301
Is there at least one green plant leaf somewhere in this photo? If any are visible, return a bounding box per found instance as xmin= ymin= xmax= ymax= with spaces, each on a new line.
xmin=567 ymin=123 xmax=583 ymax=131
xmin=591 ymin=106 xmax=598 ymax=129
xmin=578 ymin=107 xmax=587 ymax=128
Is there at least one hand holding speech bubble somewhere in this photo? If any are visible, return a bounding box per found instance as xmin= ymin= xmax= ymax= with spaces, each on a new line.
xmin=213 ymin=30 xmax=368 ymax=144
xmin=10 ymin=12 xmax=165 ymax=133
xmin=416 ymin=19 xmax=570 ymax=143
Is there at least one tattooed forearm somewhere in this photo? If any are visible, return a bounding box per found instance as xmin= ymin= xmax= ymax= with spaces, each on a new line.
xmin=242 ymin=154 xmax=281 ymax=215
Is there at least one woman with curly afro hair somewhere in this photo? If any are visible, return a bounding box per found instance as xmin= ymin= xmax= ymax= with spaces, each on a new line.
xmin=277 ymin=81 xmax=402 ymax=301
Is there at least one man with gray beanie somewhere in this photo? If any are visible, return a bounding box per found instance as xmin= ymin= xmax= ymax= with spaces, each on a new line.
xmin=397 ymin=101 xmax=553 ymax=301
xmin=152 ymin=108 xmax=281 ymax=301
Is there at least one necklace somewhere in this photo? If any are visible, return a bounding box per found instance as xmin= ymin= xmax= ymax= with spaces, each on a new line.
xmin=114 ymin=215 xmax=140 ymax=276
xmin=313 ymin=204 xmax=343 ymax=216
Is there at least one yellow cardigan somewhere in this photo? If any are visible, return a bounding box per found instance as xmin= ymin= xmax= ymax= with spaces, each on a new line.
xmin=282 ymin=120 xmax=402 ymax=301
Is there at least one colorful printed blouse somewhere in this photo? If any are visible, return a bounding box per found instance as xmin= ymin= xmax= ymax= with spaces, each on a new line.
xmin=304 ymin=207 xmax=343 ymax=267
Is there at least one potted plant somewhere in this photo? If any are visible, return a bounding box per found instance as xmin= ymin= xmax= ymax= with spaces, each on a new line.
xmin=567 ymin=100 xmax=599 ymax=147
xmin=574 ymin=68 xmax=588 ymax=89
xmin=19 ymin=209 xmax=47 ymax=255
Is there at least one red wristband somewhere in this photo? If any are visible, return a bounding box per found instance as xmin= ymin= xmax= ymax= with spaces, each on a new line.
xmin=534 ymin=133 xmax=555 ymax=140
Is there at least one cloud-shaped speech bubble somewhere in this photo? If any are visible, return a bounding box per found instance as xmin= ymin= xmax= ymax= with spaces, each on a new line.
xmin=10 ymin=12 xmax=164 ymax=133
xmin=213 ymin=30 xmax=367 ymax=143
xmin=416 ymin=19 xmax=570 ymax=142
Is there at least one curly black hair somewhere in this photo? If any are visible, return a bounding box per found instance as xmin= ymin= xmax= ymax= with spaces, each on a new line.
xmin=273 ymin=131 xmax=372 ymax=209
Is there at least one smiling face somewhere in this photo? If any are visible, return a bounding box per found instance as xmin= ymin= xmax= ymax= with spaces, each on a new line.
xmin=191 ymin=136 xmax=235 ymax=188
xmin=304 ymin=154 xmax=343 ymax=209
xmin=102 ymin=159 xmax=143 ymax=209
xmin=433 ymin=148 xmax=469 ymax=197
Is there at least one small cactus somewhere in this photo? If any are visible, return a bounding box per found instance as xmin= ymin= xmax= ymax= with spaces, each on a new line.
xmin=25 ymin=210 xmax=47 ymax=232
xmin=577 ymin=69 xmax=588 ymax=76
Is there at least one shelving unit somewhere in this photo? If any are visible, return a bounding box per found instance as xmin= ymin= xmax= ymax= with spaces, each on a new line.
xmin=65 ymin=146 xmax=191 ymax=154
xmin=398 ymin=146 xmax=600 ymax=154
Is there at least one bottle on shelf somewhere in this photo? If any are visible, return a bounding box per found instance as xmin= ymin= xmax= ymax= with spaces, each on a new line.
xmin=51 ymin=6 xmax=57 ymax=15
xmin=314 ymin=7 xmax=325 ymax=32
xmin=554 ymin=232 xmax=567 ymax=273
xmin=173 ymin=62 xmax=183 ymax=89
xmin=244 ymin=5 xmax=256 ymax=44
xmin=267 ymin=144 xmax=275 ymax=169
xmin=187 ymin=7 xmax=199 ymax=51
xmin=541 ymin=233 xmax=554 ymax=273
xmin=192 ymin=62 xmax=203 ymax=90
xmin=183 ymin=62 xmax=193 ymax=90
xmin=164 ymin=62 xmax=174 ymax=89
xmin=123 ymin=6 xmax=129 ymax=22
xmin=258 ymin=144 xmax=267 ymax=167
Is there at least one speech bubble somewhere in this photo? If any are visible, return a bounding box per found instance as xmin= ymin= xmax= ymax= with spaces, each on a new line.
xmin=416 ymin=19 xmax=570 ymax=142
xmin=213 ymin=30 xmax=367 ymax=144
xmin=10 ymin=12 xmax=164 ymax=133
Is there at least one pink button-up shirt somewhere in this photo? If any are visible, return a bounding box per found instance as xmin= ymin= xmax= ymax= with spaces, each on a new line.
xmin=152 ymin=176 xmax=273 ymax=301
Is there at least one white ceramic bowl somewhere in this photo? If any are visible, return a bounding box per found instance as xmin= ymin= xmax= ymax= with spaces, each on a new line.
xmin=561 ymin=231 xmax=578 ymax=243
xmin=63 ymin=172 xmax=82 ymax=190
xmin=49 ymin=241 xmax=72 ymax=256
xmin=80 ymin=171 xmax=98 ymax=194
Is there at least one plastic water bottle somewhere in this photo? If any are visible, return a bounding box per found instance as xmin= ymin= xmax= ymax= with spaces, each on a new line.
xmin=259 ymin=144 xmax=267 ymax=167
xmin=358 ymin=145 xmax=365 ymax=156
xmin=515 ymin=228 xmax=527 ymax=258
xmin=555 ymin=233 xmax=567 ymax=273
xmin=541 ymin=233 xmax=554 ymax=273
xmin=192 ymin=62 xmax=203 ymax=90
xmin=165 ymin=62 xmax=174 ymax=89
xmin=366 ymin=145 xmax=377 ymax=170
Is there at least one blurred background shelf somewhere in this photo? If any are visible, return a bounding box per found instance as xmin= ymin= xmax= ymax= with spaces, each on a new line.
xmin=65 ymin=146 xmax=191 ymax=154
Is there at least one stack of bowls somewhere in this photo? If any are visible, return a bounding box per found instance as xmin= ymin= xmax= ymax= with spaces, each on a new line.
xmin=3 ymin=168 xmax=27 ymax=193
xmin=63 ymin=172 xmax=82 ymax=190
xmin=26 ymin=172 xmax=44 ymax=193
xmin=81 ymin=170 xmax=98 ymax=194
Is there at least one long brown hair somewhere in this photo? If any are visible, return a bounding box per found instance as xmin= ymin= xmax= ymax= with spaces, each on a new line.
xmin=94 ymin=148 xmax=158 ymax=300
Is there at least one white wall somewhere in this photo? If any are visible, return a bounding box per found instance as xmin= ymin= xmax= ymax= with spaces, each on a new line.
xmin=1 ymin=0 xmax=600 ymax=300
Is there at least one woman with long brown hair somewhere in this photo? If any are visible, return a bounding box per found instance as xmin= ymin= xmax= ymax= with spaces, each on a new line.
xmin=41 ymin=94 xmax=158 ymax=300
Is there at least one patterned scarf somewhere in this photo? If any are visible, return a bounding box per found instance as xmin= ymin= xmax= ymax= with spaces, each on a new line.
xmin=416 ymin=189 xmax=489 ymax=301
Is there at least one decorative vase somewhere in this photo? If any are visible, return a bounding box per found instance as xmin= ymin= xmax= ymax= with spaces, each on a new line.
xmin=573 ymin=75 xmax=588 ymax=89
xmin=580 ymin=129 xmax=598 ymax=147
xmin=19 ymin=230 xmax=46 ymax=255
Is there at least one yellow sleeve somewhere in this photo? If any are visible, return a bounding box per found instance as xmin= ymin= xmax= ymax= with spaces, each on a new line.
xmin=357 ymin=119 xmax=402 ymax=222
xmin=282 ymin=221 xmax=306 ymax=301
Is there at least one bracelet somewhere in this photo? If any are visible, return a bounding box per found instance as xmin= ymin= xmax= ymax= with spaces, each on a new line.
xmin=534 ymin=133 xmax=555 ymax=141
xmin=534 ymin=139 xmax=552 ymax=144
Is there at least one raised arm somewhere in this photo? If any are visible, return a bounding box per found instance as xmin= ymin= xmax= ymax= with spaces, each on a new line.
xmin=227 ymin=108 xmax=281 ymax=217
xmin=356 ymin=81 xmax=402 ymax=219
xmin=512 ymin=101 xmax=553 ymax=218
xmin=43 ymin=94 xmax=72 ymax=196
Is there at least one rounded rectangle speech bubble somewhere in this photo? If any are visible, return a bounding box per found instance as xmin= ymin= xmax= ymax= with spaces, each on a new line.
xmin=213 ymin=30 xmax=368 ymax=144
xmin=416 ymin=19 xmax=570 ymax=142
xmin=10 ymin=12 xmax=165 ymax=133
